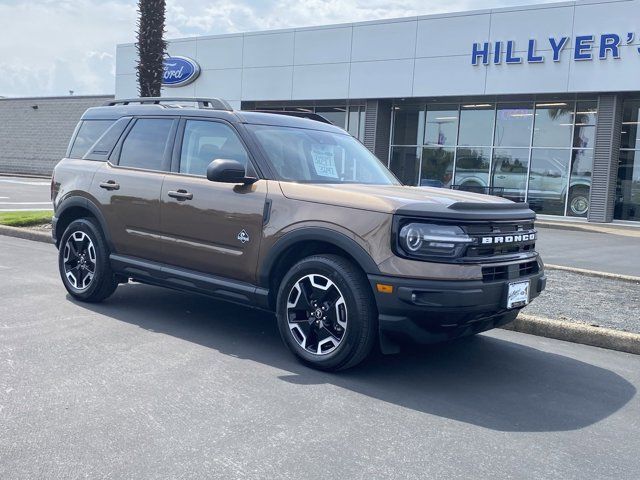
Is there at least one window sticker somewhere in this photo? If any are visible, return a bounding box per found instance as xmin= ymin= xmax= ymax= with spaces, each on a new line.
xmin=310 ymin=144 xmax=338 ymax=178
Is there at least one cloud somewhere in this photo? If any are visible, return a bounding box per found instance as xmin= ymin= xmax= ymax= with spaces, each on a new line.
xmin=0 ymin=0 xmax=559 ymax=97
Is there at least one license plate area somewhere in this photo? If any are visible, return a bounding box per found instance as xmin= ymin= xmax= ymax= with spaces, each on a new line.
xmin=507 ymin=280 xmax=530 ymax=309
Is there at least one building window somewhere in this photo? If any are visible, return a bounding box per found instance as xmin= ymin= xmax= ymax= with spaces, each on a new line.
xmin=392 ymin=105 xmax=424 ymax=146
xmin=495 ymin=103 xmax=534 ymax=148
xmin=491 ymin=148 xmax=529 ymax=202
xmin=389 ymin=99 xmax=597 ymax=217
xmin=315 ymin=107 xmax=346 ymax=130
xmin=458 ymin=104 xmax=494 ymax=147
xmin=615 ymin=99 xmax=640 ymax=221
xmin=421 ymin=147 xmax=455 ymax=187
xmin=389 ymin=146 xmax=420 ymax=185
xmin=246 ymin=103 xmax=366 ymax=142
xmin=424 ymin=105 xmax=458 ymax=146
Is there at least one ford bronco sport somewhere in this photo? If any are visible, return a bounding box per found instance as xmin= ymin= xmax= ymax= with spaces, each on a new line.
xmin=52 ymin=97 xmax=546 ymax=371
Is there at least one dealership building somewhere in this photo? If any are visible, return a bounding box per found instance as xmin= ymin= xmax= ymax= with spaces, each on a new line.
xmin=111 ymin=0 xmax=634 ymax=223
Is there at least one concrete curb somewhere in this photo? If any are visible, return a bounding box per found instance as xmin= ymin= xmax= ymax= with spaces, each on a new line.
xmin=0 ymin=225 xmax=53 ymax=244
xmin=545 ymin=264 xmax=640 ymax=284
xmin=501 ymin=313 xmax=640 ymax=355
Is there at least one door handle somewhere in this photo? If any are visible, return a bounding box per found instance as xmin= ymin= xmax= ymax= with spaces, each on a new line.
xmin=99 ymin=180 xmax=120 ymax=190
xmin=168 ymin=189 xmax=193 ymax=201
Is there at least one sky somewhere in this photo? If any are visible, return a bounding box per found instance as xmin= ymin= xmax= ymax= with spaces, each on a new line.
xmin=0 ymin=0 xmax=559 ymax=98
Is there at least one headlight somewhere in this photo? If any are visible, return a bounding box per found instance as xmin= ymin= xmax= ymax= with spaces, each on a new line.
xmin=398 ymin=222 xmax=474 ymax=260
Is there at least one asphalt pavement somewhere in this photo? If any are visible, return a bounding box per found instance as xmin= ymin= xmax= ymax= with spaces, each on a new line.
xmin=0 ymin=176 xmax=52 ymax=211
xmin=1 ymin=235 xmax=639 ymax=479
xmin=536 ymin=227 xmax=640 ymax=277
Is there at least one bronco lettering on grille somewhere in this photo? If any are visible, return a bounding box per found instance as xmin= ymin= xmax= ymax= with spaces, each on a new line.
xmin=481 ymin=233 xmax=536 ymax=244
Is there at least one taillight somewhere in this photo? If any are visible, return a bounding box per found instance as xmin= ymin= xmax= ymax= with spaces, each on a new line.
xmin=50 ymin=173 xmax=57 ymax=203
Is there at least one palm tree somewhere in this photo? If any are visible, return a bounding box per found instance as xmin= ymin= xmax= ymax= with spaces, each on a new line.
xmin=136 ymin=0 xmax=167 ymax=97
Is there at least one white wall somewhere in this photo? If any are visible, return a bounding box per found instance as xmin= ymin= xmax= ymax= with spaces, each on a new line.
xmin=115 ymin=0 xmax=640 ymax=101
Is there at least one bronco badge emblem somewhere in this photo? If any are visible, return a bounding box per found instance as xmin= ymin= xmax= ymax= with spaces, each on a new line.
xmin=237 ymin=229 xmax=250 ymax=244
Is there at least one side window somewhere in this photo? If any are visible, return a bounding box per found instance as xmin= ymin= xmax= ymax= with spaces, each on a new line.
xmin=84 ymin=117 xmax=131 ymax=160
xmin=69 ymin=120 xmax=114 ymax=158
xmin=179 ymin=120 xmax=249 ymax=176
xmin=119 ymin=119 xmax=174 ymax=171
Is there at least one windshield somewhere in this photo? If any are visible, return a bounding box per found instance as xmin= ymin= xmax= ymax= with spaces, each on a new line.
xmin=248 ymin=124 xmax=399 ymax=185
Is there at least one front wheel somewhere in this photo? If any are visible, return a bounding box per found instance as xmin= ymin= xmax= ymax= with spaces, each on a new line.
xmin=276 ymin=254 xmax=377 ymax=371
xmin=58 ymin=218 xmax=118 ymax=303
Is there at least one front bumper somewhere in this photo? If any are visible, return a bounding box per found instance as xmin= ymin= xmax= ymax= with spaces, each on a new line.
xmin=368 ymin=269 xmax=546 ymax=345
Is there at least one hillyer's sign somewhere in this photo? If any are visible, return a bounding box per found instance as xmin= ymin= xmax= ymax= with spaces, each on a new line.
xmin=472 ymin=33 xmax=640 ymax=65
xmin=162 ymin=56 xmax=200 ymax=87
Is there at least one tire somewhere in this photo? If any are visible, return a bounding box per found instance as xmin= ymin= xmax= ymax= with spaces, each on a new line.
xmin=276 ymin=254 xmax=377 ymax=371
xmin=568 ymin=187 xmax=590 ymax=217
xmin=58 ymin=218 xmax=118 ymax=303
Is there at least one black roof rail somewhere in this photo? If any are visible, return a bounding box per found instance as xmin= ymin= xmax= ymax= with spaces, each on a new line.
xmin=253 ymin=110 xmax=333 ymax=125
xmin=104 ymin=97 xmax=233 ymax=111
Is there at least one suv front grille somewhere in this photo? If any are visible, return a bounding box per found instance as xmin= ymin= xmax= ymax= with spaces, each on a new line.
xmin=462 ymin=221 xmax=537 ymax=262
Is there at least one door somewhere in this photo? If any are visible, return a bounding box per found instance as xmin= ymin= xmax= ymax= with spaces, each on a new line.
xmin=159 ymin=119 xmax=267 ymax=284
xmin=92 ymin=117 xmax=176 ymax=262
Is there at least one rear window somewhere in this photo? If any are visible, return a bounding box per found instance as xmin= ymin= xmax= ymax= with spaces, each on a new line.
xmin=83 ymin=118 xmax=131 ymax=160
xmin=69 ymin=120 xmax=114 ymax=158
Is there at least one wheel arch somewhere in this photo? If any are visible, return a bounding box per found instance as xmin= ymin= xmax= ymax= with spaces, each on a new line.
xmin=54 ymin=197 xmax=112 ymax=250
xmin=259 ymin=228 xmax=380 ymax=311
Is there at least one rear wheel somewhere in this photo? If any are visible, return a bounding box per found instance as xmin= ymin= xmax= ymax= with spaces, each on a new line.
xmin=276 ymin=254 xmax=377 ymax=371
xmin=58 ymin=218 xmax=118 ymax=302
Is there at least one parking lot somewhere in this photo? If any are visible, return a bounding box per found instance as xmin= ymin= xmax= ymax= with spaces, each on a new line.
xmin=1 ymin=235 xmax=640 ymax=479
xmin=0 ymin=176 xmax=52 ymax=211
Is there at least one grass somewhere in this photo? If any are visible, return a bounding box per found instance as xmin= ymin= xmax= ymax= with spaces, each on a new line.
xmin=0 ymin=210 xmax=52 ymax=227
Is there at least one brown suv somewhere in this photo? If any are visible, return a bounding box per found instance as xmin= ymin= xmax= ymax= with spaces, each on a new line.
xmin=51 ymin=97 xmax=545 ymax=371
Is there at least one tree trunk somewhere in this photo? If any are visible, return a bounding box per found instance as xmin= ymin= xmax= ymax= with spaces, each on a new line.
xmin=136 ymin=0 xmax=167 ymax=97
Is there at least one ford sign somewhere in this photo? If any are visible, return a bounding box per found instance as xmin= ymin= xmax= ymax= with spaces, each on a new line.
xmin=162 ymin=56 xmax=200 ymax=87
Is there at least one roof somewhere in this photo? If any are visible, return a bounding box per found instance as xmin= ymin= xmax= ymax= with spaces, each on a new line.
xmin=81 ymin=102 xmax=347 ymax=134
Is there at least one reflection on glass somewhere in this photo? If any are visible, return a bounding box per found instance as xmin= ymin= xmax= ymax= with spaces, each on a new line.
xmin=573 ymin=125 xmax=595 ymax=149
xmin=347 ymin=107 xmax=360 ymax=138
xmin=458 ymin=105 xmax=494 ymax=146
xmin=389 ymin=146 xmax=420 ymax=185
xmin=621 ymin=99 xmax=640 ymax=150
xmin=574 ymin=101 xmax=597 ymax=125
xmin=358 ymin=109 xmax=366 ymax=141
xmin=567 ymin=149 xmax=593 ymax=217
xmin=533 ymin=103 xmax=573 ymax=147
xmin=425 ymin=105 xmax=458 ymax=146
xmin=527 ymin=148 xmax=571 ymax=215
xmin=454 ymin=147 xmax=490 ymax=192
xmin=615 ymin=150 xmax=640 ymax=221
xmin=392 ymin=105 xmax=424 ymax=145
xmin=420 ymin=147 xmax=454 ymax=188
xmin=491 ymin=148 xmax=529 ymax=202
xmin=494 ymin=103 xmax=534 ymax=147
xmin=316 ymin=107 xmax=347 ymax=129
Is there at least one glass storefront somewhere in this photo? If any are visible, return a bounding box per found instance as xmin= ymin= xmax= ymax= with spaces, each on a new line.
xmin=250 ymin=104 xmax=366 ymax=142
xmin=389 ymin=100 xmax=597 ymax=217
xmin=615 ymin=99 xmax=640 ymax=221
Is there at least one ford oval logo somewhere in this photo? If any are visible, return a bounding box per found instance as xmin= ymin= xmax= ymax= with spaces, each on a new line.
xmin=162 ymin=56 xmax=200 ymax=87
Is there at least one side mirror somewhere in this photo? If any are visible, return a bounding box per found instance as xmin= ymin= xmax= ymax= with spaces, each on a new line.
xmin=206 ymin=159 xmax=257 ymax=185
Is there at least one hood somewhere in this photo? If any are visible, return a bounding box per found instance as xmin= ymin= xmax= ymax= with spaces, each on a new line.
xmin=278 ymin=182 xmax=534 ymax=220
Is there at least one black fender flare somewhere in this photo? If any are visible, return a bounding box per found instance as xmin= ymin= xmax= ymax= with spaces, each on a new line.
xmin=257 ymin=227 xmax=380 ymax=288
xmin=54 ymin=196 xmax=113 ymax=251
